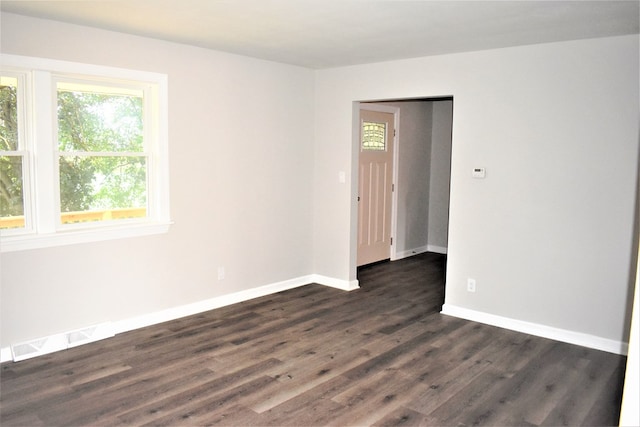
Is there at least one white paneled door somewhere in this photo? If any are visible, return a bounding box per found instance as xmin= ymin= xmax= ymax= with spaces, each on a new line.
xmin=358 ymin=109 xmax=394 ymax=266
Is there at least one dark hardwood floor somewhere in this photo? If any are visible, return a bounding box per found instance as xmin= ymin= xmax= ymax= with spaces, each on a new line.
xmin=0 ymin=253 xmax=627 ymax=426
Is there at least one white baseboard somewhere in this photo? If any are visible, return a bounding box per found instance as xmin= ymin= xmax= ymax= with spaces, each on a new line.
xmin=441 ymin=304 xmax=628 ymax=355
xmin=309 ymin=274 xmax=360 ymax=291
xmin=113 ymin=275 xmax=315 ymax=335
xmin=393 ymin=245 xmax=429 ymax=260
xmin=393 ymin=244 xmax=447 ymax=261
xmin=0 ymin=347 xmax=12 ymax=363
xmin=1 ymin=274 xmax=356 ymax=363
xmin=427 ymin=244 xmax=447 ymax=254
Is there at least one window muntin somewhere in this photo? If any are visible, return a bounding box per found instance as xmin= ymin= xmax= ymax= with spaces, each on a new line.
xmin=0 ymin=54 xmax=170 ymax=252
xmin=56 ymin=80 xmax=147 ymax=225
xmin=362 ymin=120 xmax=387 ymax=151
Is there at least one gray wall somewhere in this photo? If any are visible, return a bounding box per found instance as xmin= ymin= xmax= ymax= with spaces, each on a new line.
xmin=314 ymin=35 xmax=639 ymax=344
xmin=0 ymin=13 xmax=315 ymax=347
xmin=395 ymin=101 xmax=433 ymax=255
xmin=428 ymin=100 xmax=453 ymax=252
xmin=1 ymin=10 xmax=638 ymax=354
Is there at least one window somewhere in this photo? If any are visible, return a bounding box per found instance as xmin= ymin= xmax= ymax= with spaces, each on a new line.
xmin=56 ymin=80 xmax=147 ymax=225
xmin=0 ymin=55 xmax=170 ymax=252
xmin=362 ymin=121 xmax=387 ymax=151
xmin=0 ymin=74 xmax=30 ymax=232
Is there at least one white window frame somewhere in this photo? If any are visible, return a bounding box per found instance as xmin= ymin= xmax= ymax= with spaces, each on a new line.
xmin=0 ymin=71 xmax=34 ymax=236
xmin=1 ymin=54 xmax=171 ymax=252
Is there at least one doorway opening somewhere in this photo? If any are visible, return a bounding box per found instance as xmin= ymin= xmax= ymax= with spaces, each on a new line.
xmin=354 ymin=97 xmax=453 ymax=280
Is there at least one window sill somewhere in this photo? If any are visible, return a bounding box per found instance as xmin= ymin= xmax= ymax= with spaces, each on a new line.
xmin=0 ymin=221 xmax=173 ymax=253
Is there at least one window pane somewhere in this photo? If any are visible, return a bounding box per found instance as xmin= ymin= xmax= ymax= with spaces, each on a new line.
xmin=362 ymin=121 xmax=386 ymax=151
xmin=57 ymin=85 xmax=143 ymax=152
xmin=59 ymin=156 xmax=147 ymax=224
xmin=1 ymin=76 xmax=25 ymax=230
xmin=0 ymin=155 xmax=25 ymax=229
xmin=0 ymin=77 xmax=19 ymax=151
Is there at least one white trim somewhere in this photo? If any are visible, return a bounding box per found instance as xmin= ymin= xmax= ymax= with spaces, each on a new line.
xmin=1 ymin=54 xmax=165 ymax=82
xmin=1 ymin=221 xmax=172 ymax=252
xmin=4 ymin=276 xmax=625 ymax=364
xmin=113 ymin=275 xmax=314 ymax=334
xmin=393 ymin=245 xmax=446 ymax=261
xmin=393 ymin=245 xmax=430 ymax=261
xmin=0 ymin=347 xmax=12 ymax=363
xmin=0 ymin=274 xmax=359 ymax=363
xmin=310 ymin=274 xmax=360 ymax=291
xmin=427 ymin=244 xmax=447 ymax=254
xmin=441 ymin=304 xmax=628 ymax=355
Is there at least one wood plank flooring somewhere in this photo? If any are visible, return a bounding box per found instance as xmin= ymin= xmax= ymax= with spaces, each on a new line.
xmin=0 ymin=253 xmax=627 ymax=426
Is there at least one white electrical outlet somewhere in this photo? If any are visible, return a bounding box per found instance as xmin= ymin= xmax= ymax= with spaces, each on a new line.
xmin=467 ymin=278 xmax=476 ymax=292
xmin=218 ymin=267 xmax=225 ymax=280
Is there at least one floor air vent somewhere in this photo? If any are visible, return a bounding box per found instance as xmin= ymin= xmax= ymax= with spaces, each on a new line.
xmin=12 ymin=339 xmax=48 ymax=358
xmin=11 ymin=334 xmax=67 ymax=362
xmin=10 ymin=322 xmax=114 ymax=362
xmin=66 ymin=323 xmax=114 ymax=348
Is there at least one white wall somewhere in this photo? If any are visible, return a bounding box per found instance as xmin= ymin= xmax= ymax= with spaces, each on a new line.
xmin=314 ymin=35 xmax=639 ymax=344
xmin=428 ymin=100 xmax=452 ymax=252
xmin=0 ymin=13 xmax=315 ymax=348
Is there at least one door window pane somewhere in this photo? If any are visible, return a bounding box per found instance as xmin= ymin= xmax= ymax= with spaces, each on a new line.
xmin=362 ymin=121 xmax=386 ymax=151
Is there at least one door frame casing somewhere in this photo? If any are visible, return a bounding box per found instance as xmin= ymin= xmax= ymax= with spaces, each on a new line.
xmin=351 ymin=102 xmax=400 ymax=277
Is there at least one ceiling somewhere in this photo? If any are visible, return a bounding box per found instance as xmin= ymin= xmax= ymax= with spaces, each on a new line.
xmin=1 ymin=1 xmax=638 ymax=69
